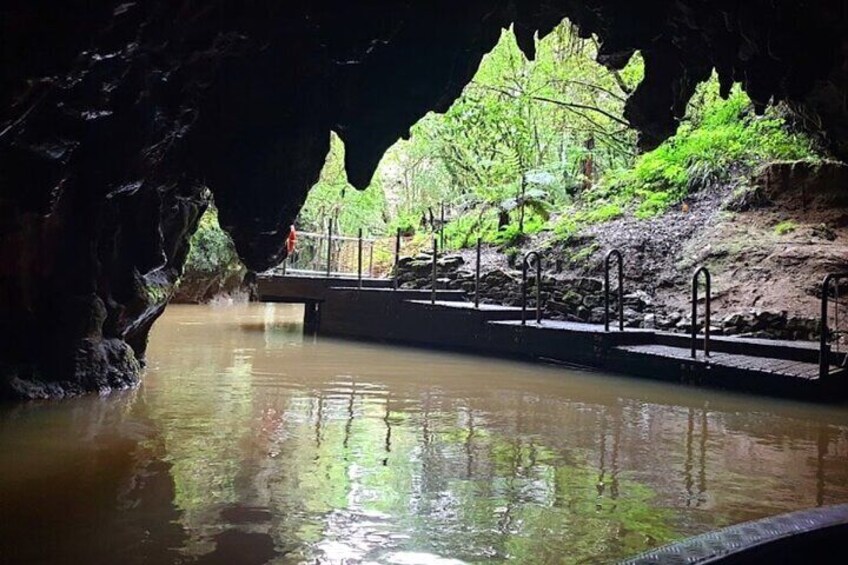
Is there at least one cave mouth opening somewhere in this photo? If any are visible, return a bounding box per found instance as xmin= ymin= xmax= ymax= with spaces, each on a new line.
xmin=1 ymin=1 xmax=845 ymax=400
xmin=280 ymin=18 xmax=817 ymax=277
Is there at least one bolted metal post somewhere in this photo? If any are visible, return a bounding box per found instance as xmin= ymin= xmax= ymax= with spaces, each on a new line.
xmin=521 ymin=251 xmax=543 ymax=325
xmin=474 ymin=237 xmax=482 ymax=309
xmin=819 ymin=273 xmax=848 ymax=378
xmin=431 ymin=237 xmax=438 ymax=305
xmin=604 ymin=249 xmax=624 ymax=332
xmin=357 ymin=227 xmax=363 ymax=289
xmin=535 ymin=262 xmax=542 ymax=324
xmin=393 ymin=228 xmax=401 ymax=291
xmin=691 ymin=266 xmax=711 ymax=359
xmin=521 ymin=261 xmax=528 ymax=326
xmin=326 ymin=218 xmax=333 ymax=277
xmin=820 ymin=274 xmax=833 ymax=379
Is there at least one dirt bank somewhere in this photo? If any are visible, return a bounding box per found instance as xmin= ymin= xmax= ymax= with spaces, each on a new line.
xmin=444 ymin=160 xmax=848 ymax=340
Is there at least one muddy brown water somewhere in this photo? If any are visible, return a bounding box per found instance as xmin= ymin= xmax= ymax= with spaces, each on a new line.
xmin=2 ymin=304 xmax=848 ymax=564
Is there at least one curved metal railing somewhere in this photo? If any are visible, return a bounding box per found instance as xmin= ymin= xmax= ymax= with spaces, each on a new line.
xmin=521 ymin=251 xmax=543 ymax=326
xmin=604 ymin=249 xmax=624 ymax=332
xmin=691 ymin=266 xmax=711 ymax=359
xmin=820 ymin=272 xmax=848 ymax=378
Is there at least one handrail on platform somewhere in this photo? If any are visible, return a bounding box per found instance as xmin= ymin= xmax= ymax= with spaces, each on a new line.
xmin=604 ymin=249 xmax=624 ymax=332
xmin=393 ymin=228 xmax=401 ymax=291
xmin=820 ymin=272 xmax=848 ymax=379
xmin=691 ymin=266 xmax=711 ymax=359
xmin=474 ymin=237 xmax=482 ymax=309
xmin=521 ymin=251 xmax=543 ymax=326
xmin=431 ymin=237 xmax=438 ymax=305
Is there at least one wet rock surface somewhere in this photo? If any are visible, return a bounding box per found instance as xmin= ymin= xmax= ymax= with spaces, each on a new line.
xmin=2 ymin=1 xmax=848 ymax=398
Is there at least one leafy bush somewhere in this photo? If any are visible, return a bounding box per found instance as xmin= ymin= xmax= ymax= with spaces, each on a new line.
xmin=609 ymin=83 xmax=818 ymax=217
xmin=442 ymin=210 xmax=499 ymax=249
xmin=387 ymin=211 xmax=420 ymax=237
xmin=184 ymin=208 xmax=242 ymax=276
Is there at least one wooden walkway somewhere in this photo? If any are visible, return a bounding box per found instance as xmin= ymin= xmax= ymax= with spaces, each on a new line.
xmin=257 ymin=274 xmax=848 ymax=400
xmin=618 ymin=344 xmax=821 ymax=380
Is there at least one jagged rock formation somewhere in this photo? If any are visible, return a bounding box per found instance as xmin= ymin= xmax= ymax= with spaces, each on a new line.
xmin=2 ymin=1 xmax=848 ymax=398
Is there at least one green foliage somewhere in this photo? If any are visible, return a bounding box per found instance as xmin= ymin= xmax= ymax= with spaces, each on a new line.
xmin=184 ymin=207 xmax=241 ymax=276
xmin=552 ymin=213 xmax=579 ymax=242
xmin=774 ymin=220 xmax=798 ymax=235
xmin=292 ymin=20 xmax=822 ymax=262
xmin=635 ymin=191 xmax=677 ymax=219
xmin=548 ymin=200 xmax=622 ymax=243
xmin=386 ymin=211 xmax=420 ymax=237
xmin=581 ymin=202 xmax=623 ymax=224
xmin=609 ymin=82 xmax=818 ymax=217
xmin=299 ymin=132 xmax=387 ymax=236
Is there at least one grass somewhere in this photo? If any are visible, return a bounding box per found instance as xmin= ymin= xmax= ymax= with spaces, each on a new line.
xmin=773 ymin=220 xmax=798 ymax=236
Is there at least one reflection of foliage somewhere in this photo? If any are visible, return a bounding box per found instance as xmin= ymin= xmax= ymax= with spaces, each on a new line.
xmin=143 ymin=307 xmax=681 ymax=562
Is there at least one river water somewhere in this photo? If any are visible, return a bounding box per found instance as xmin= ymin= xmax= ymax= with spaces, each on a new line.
xmin=2 ymin=304 xmax=848 ymax=564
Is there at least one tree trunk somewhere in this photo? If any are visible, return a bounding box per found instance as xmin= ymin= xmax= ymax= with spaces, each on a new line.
xmin=581 ymin=135 xmax=595 ymax=192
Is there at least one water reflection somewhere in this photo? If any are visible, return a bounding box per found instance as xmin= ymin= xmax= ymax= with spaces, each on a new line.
xmin=2 ymin=303 xmax=848 ymax=564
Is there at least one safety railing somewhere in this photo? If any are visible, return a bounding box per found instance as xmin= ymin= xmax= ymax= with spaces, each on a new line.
xmin=604 ymin=249 xmax=624 ymax=332
xmin=393 ymin=228 xmax=401 ymax=291
xmin=820 ymin=272 xmax=848 ymax=379
xmin=521 ymin=251 xmax=543 ymax=325
xmin=691 ymin=266 xmax=711 ymax=359
xmin=431 ymin=237 xmax=438 ymax=304
xmin=278 ymin=224 xmax=395 ymax=279
xmin=474 ymin=237 xmax=482 ymax=308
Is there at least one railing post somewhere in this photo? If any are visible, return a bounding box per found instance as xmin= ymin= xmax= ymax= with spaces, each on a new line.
xmin=394 ymin=228 xmax=401 ymax=291
xmin=474 ymin=237 xmax=482 ymax=309
xmin=535 ymin=258 xmax=542 ymax=324
xmin=326 ymin=218 xmax=333 ymax=277
xmin=368 ymin=242 xmax=374 ymax=278
xmin=820 ymin=273 xmax=848 ymax=378
xmin=431 ymin=237 xmax=438 ymax=305
xmin=691 ymin=266 xmax=711 ymax=359
xmin=357 ymin=227 xmax=363 ymax=289
xmin=820 ymin=274 xmax=833 ymax=379
xmin=440 ymin=202 xmax=445 ymax=250
xmin=521 ymin=251 xmax=543 ymax=326
xmin=604 ymin=249 xmax=624 ymax=332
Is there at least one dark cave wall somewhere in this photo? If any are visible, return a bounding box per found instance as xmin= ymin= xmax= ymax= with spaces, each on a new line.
xmin=1 ymin=1 xmax=847 ymax=399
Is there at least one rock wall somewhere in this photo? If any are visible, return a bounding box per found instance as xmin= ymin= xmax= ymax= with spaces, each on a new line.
xmin=397 ymin=254 xmax=821 ymax=341
xmin=2 ymin=1 xmax=848 ymax=398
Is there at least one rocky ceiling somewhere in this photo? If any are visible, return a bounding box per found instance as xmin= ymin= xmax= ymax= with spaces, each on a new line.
xmin=1 ymin=0 xmax=847 ymax=399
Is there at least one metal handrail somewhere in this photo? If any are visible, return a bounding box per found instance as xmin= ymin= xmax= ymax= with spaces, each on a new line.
xmin=604 ymin=249 xmax=624 ymax=332
xmin=325 ymin=219 xmax=333 ymax=277
xmin=357 ymin=227 xmax=363 ymax=289
xmin=474 ymin=237 xmax=482 ymax=309
xmin=393 ymin=228 xmax=401 ymax=291
xmin=521 ymin=251 xmax=543 ymax=326
xmin=431 ymin=237 xmax=438 ymax=305
xmin=691 ymin=266 xmax=711 ymax=359
xmin=820 ymin=272 xmax=848 ymax=378
xmin=298 ymin=230 xmax=377 ymax=244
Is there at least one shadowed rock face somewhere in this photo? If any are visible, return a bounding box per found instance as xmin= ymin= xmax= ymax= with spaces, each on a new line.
xmin=1 ymin=1 xmax=847 ymax=399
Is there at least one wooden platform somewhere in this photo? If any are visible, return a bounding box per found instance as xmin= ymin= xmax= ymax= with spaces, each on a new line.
xmin=617 ymin=344 xmax=821 ymax=379
xmin=257 ymin=274 xmax=848 ymax=400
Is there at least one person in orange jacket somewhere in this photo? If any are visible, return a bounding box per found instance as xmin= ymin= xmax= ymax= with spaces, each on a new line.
xmin=286 ymin=224 xmax=297 ymax=255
